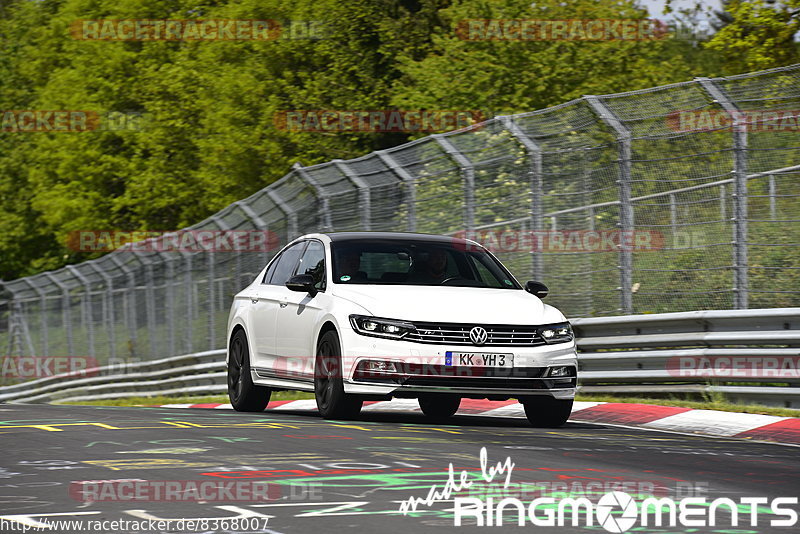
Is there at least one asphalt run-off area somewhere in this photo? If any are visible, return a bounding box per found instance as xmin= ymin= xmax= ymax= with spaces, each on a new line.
xmin=0 ymin=403 xmax=798 ymax=533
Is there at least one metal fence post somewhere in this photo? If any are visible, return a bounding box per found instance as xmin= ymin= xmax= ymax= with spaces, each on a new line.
xmin=433 ymin=134 xmax=475 ymax=231
xmin=207 ymin=246 xmax=216 ymax=352
xmin=769 ymin=174 xmax=777 ymax=220
xmin=376 ymin=150 xmax=417 ymax=232
xmin=41 ymin=272 xmax=74 ymax=355
xmin=669 ymin=194 xmax=678 ymax=239
xmin=586 ymin=95 xmax=634 ymax=314
xmin=292 ymin=163 xmax=333 ymax=231
xmin=164 ymin=256 xmax=176 ymax=358
xmin=697 ymin=77 xmax=749 ymax=309
xmin=720 ymin=184 xmax=727 ymax=220
xmin=183 ymin=252 xmax=193 ymax=354
xmin=266 ymin=190 xmax=298 ymax=242
xmin=499 ymin=116 xmax=544 ymax=280
xmin=20 ymin=279 xmax=48 ymax=357
xmin=204 ymin=217 xmax=235 ymax=352
xmin=2 ymin=285 xmax=35 ymax=357
xmin=233 ymin=200 xmax=270 ymax=282
xmin=66 ymin=265 xmax=95 ymax=359
xmin=107 ymin=255 xmax=138 ymax=357
xmin=333 ymin=160 xmax=372 ymax=231
xmin=84 ymin=261 xmax=116 ymax=361
xmin=122 ymin=248 xmax=159 ymax=359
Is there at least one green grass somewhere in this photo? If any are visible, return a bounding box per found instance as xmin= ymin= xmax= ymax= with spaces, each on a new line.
xmin=60 ymin=391 xmax=799 ymax=417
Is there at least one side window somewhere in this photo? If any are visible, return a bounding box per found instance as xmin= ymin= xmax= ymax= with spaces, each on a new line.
xmin=295 ymin=240 xmax=326 ymax=290
xmin=266 ymin=242 xmax=306 ymax=285
xmin=261 ymin=256 xmax=280 ymax=284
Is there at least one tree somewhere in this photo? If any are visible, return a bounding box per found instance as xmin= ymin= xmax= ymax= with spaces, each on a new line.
xmin=390 ymin=0 xmax=725 ymax=119
xmin=705 ymin=0 xmax=800 ymax=72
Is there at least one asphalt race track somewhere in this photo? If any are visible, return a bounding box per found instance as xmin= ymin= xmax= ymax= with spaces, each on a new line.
xmin=0 ymin=403 xmax=798 ymax=533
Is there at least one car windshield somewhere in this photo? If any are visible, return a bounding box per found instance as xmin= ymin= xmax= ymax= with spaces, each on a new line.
xmin=331 ymin=239 xmax=520 ymax=289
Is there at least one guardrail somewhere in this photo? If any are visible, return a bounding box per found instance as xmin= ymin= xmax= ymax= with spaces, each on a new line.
xmin=572 ymin=308 xmax=800 ymax=408
xmin=0 ymin=350 xmax=226 ymax=404
xmin=1 ymin=309 xmax=798 ymax=408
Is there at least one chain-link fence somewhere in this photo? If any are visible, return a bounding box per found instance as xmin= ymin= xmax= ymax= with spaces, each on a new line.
xmin=1 ymin=64 xmax=799 ymax=366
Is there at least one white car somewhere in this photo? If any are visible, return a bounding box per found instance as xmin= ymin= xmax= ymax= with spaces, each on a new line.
xmin=226 ymin=232 xmax=577 ymax=426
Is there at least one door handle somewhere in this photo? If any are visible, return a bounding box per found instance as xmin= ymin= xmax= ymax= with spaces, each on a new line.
xmin=279 ymin=301 xmax=288 ymax=308
xmin=250 ymin=297 xmax=259 ymax=303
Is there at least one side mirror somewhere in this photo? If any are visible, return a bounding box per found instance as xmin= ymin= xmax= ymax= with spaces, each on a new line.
xmin=286 ymin=274 xmax=317 ymax=296
xmin=525 ymin=280 xmax=549 ymax=299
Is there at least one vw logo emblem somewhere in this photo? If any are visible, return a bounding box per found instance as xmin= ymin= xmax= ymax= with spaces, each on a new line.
xmin=469 ymin=326 xmax=488 ymax=345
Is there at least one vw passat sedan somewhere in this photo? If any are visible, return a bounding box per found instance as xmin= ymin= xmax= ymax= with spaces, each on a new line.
xmin=226 ymin=232 xmax=577 ymax=426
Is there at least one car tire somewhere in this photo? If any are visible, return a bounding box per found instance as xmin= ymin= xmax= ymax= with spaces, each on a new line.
xmin=315 ymin=329 xmax=363 ymax=420
xmin=419 ymin=395 xmax=460 ymax=420
xmin=521 ymin=396 xmax=573 ymax=427
xmin=228 ymin=329 xmax=271 ymax=412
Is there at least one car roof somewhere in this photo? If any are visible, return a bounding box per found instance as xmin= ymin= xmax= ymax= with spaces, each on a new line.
xmin=321 ymin=232 xmax=471 ymax=245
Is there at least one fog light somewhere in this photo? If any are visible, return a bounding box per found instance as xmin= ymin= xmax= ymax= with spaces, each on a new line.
xmin=549 ymin=366 xmax=572 ymax=378
xmin=364 ymin=360 xmax=398 ymax=372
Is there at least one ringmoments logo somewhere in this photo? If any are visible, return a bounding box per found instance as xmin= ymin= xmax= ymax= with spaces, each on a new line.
xmin=452 ymin=493 xmax=799 ymax=530
xmin=399 ymin=448 xmax=799 ymax=530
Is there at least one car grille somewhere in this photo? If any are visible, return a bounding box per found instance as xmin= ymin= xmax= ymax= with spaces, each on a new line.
xmin=403 ymin=321 xmax=547 ymax=346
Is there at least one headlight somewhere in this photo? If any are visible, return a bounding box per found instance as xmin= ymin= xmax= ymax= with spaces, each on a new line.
xmin=349 ymin=315 xmax=416 ymax=340
xmin=538 ymin=322 xmax=573 ymax=344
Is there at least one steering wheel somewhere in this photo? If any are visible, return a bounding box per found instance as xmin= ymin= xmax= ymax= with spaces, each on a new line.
xmin=440 ymin=276 xmax=464 ymax=285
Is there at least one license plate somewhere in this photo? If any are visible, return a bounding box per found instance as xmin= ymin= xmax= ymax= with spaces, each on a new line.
xmin=445 ymin=352 xmax=513 ymax=367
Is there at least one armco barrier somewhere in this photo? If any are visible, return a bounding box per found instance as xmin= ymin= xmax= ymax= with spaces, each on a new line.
xmin=1 ymin=309 xmax=798 ymax=408
xmin=573 ymin=308 xmax=800 ymax=408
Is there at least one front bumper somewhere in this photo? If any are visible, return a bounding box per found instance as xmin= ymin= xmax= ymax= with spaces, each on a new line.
xmin=339 ymin=326 xmax=577 ymax=399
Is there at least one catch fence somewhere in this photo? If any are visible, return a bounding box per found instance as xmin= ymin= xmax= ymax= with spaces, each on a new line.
xmin=1 ymin=64 xmax=799 ymax=365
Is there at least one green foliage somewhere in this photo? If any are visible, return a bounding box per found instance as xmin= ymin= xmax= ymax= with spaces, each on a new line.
xmin=0 ymin=0 xmax=794 ymax=283
xmin=706 ymin=0 xmax=800 ymax=73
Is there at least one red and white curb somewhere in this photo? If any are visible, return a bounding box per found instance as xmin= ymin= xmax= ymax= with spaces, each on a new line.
xmin=149 ymin=399 xmax=800 ymax=446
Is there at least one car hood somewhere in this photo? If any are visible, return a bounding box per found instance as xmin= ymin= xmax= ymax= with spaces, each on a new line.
xmin=330 ymin=285 xmax=566 ymax=324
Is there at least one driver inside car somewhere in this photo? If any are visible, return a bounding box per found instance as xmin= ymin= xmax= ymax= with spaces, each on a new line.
xmin=337 ymin=250 xmax=368 ymax=281
xmin=408 ymin=248 xmax=450 ymax=284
